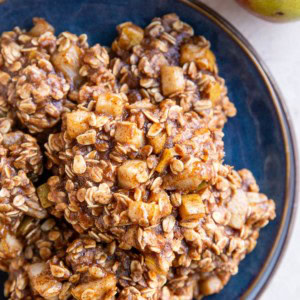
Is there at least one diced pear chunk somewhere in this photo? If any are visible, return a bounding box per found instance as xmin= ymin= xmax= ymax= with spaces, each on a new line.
xmin=199 ymin=276 xmax=223 ymax=295
xmin=197 ymin=49 xmax=216 ymax=72
xmin=114 ymin=121 xmax=145 ymax=148
xmin=37 ymin=183 xmax=52 ymax=208
xmin=149 ymin=191 xmax=172 ymax=219
xmin=148 ymin=131 xmax=167 ymax=154
xmin=180 ymin=44 xmax=204 ymax=64
xmin=95 ymin=92 xmax=125 ymax=117
xmin=227 ymin=189 xmax=248 ymax=229
xmin=128 ymin=201 xmax=158 ymax=225
xmin=52 ymin=43 xmax=82 ymax=87
xmin=71 ymin=274 xmax=117 ymax=300
xmin=203 ymin=81 xmax=223 ymax=104
xmin=180 ymin=44 xmax=216 ymax=72
xmin=66 ymin=111 xmax=91 ymax=138
xmin=161 ymin=66 xmax=185 ymax=96
xmin=29 ymin=18 xmax=54 ymax=37
xmin=145 ymin=254 xmax=169 ymax=275
xmin=155 ymin=148 xmax=175 ymax=173
xmin=28 ymin=263 xmax=62 ymax=298
xmin=118 ymin=160 xmax=149 ymax=189
xmin=179 ymin=194 xmax=205 ymax=220
xmin=163 ymin=161 xmax=210 ymax=191
xmin=128 ymin=191 xmax=172 ymax=226
xmin=113 ymin=22 xmax=144 ymax=51
xmin=0 ymin=232 xmax=22 ymax=258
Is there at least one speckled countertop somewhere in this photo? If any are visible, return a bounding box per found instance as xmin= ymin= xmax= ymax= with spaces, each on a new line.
xmin=199 ymin=1 xmax=299 ymax=299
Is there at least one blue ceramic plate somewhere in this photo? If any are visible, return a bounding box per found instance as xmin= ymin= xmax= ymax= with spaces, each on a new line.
xmin=0 ymin=0 xmax=297 ymax=299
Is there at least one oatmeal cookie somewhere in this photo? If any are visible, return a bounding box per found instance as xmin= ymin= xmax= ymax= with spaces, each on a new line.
xmin=161 ymin=167 xmax=275 ymax=298
xmin=4 ymin=218 xmax=167 ymax=300
xmin=110 ymin=13 xmax=236 ymax=129
xmin=0 ymin=130 xmax=46 ymax=235
xmin=0 ymin=15 xmax=276 ymax=300
xmin=44 ymin=91 xmax=224 ymax=264
xmin=0 ymin=18 xmax=91 ymax=133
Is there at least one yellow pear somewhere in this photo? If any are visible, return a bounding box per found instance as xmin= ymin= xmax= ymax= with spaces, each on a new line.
xmin=237 ymin=0 xmax=300 ymax=22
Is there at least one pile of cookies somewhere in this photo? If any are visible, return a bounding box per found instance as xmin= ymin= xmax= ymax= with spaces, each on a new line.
xmin=0 ymin=14 xmax=275 ymax=300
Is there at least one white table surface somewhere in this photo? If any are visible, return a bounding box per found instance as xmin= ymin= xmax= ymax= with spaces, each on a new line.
xmin=198 ymin=1 xmax=300 ymax=299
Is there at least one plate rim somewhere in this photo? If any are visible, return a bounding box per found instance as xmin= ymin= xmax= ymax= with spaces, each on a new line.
xmin=0 ymin=0 xmax=297 ymax=298
xmin=179 ymin=0 xmax=299 ymax=299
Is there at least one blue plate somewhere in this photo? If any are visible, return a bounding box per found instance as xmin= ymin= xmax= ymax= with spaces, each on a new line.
xmin=0 ymin=0 xmax=297 ymax=299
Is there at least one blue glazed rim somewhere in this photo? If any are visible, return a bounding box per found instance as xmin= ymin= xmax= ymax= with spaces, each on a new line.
xmin=180 ymin=0 xmax=298 ymax=299
xmin=0 ymin=1 xmax=296 ymax=299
